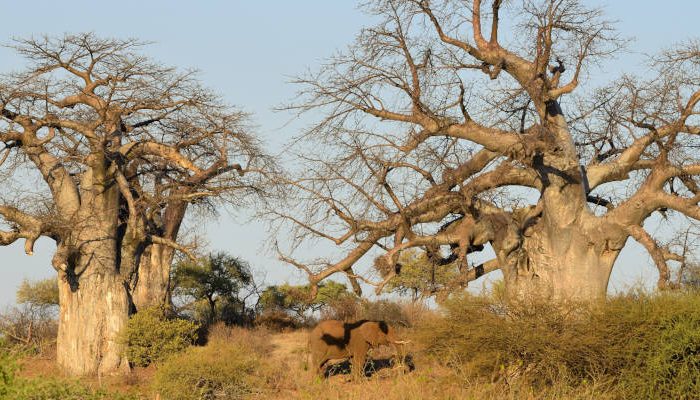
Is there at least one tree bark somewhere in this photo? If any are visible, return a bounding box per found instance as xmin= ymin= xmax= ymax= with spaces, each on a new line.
xmin=57 ymin=272 xmax=130 ymax=375
xmin=56 ymin=238 xmax=130 ymax=375
xmin=131 ymin=244 xmax=174 ymax=311
xmin=132 ymin=199 xmax=187 ymax=311
xmin=54 ymin=155 xmax=134 ymax=376
xmin=498 ymin=214 xmax=624 ymax=302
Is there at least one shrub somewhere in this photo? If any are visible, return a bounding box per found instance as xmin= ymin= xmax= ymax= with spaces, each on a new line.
xmin=255 ymin=309 xmax=302 ymax=331
xmin=320 ymin=298 xmax=412 ymax=327
xmin=0 ymin=305 xmax=57 ymax=355
xmin=0 ymin=349 xmax=19 ymax=398
xmin=120 ymin=306 xmax=199 ymax=367
xmin=206 ymin=323 xmax=272 ymax=352
xmin=0 ymin=349 xmax=138 ymax=400
xmin=358 ymin=300 xmax=411 ymax=327
xmin=418 ymin=290 xmax=700 ymax=397
xmin=153 ymin=338 xmax=266 ymax=400
xmin=609 ymin=293 xmax=700 ymax=399
xmin=3 ymin=379 xmax=141 ymax=400
xmin=319 ymin=295 xmax=359 ymax=321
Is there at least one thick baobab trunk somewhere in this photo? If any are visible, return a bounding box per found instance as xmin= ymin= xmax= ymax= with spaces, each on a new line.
xmin=132 ymin=244 xmax=175 ymax=310
xmin=56 ymin=241 xmax=130 ymax=376
xmin=499 ymin=206 xmax=624 ymax=302
xmin=503 ymin=232 xmax=618 ymax=301
xmin=132 ymin=201 xmax=187 ymax=311
xmin=55 ymin=158 xmax=132 ymax=376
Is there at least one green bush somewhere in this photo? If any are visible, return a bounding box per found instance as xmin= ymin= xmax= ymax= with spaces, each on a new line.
xmin=418 ymin=290 xmax=700 ymax=398
xmin=2 ymin=379 xmax=141 ymax=400
xmin=153 ymin=338 xmax=266 ymax=400
xmin=120 ymin=306 xmax=199 ymax=367
xmin=0 ymin=349 xmax=138 ymax=400
xmin=609 ymin=294 xmax=700 ymax=399
xmin=0 ymin=350 xmax=19 ymax=398
xmin=16 ymin=279 xmax=59 ymax=307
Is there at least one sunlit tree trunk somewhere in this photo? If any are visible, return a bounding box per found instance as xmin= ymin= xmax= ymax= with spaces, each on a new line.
xmin=132 ymin=201 xmax=187 ymax=311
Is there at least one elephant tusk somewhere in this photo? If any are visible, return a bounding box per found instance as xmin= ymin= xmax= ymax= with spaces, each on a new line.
xmin=394 ymin=340 xmax=411 ymax=345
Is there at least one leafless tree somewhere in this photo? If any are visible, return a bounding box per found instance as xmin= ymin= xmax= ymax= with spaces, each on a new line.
xmin=272 ymin=0 xmax=700 ymax=302
xmin=0 ymin=34 xmax=269 ymax=375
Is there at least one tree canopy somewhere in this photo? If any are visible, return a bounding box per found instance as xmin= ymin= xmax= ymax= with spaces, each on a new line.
xmin=272 ymin=0 xmax=700 ymax=301
xmin=258 ymin=281 xmax=355 ymax=319
xmin=172 ymin=252 xmax=257 ymax=324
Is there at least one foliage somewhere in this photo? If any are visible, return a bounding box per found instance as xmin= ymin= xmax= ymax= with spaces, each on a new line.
xmin=172 ymin=252 xmax=256 ymax=325
xmin=317 ymin=297 xmax=413 ymax=327
xmin=0 ymin=280 xmax=59 ymax=353
xmin=153 ymin=337 xmax=267 ymax=400
xmin=0 ymin=349 xmax=19 ymax=398
xmin=255 ymin=310 xmax=302 ymax=331
xmin=259 ymin=281 xmax=355 ymax=321
xmin=358 ymin=300 xmax=412 ymax=327
xmin=418 ymin=290 xmax=700 ymax=398
xmin=16 ymin=279 xmax=59 ymax=308
xmin=0 ymin=349 xmax=138 ymax=400
xmin=385 ymin=249 xmax=461 ymax=301
xmin=120 ymin=306 xmax=199 ymax=367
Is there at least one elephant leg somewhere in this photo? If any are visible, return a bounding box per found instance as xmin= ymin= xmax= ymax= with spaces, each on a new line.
xmin=315 ymin=355 xmax=330 ymax=378
xmin=312 ymin=350 xmax=327 ymax=378
xmin=352 ymin=353 xmax=367 ymax=378
xmin=317 ymin=361 xmax=327 ymax=377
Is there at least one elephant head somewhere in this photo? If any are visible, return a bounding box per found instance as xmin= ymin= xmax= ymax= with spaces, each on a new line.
xmin=308 ymin=319 xmax=411 ymax=378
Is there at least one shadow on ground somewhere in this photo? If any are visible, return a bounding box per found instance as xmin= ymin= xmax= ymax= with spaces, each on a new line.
xmin=324 ymin=354 xmax=415 ymax=378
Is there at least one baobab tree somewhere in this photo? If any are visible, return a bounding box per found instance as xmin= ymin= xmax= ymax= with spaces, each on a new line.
xmin=274 ymin=0 xmax=700 ymax=302
xmin=0 ymin=34 xmax=267 ymax=375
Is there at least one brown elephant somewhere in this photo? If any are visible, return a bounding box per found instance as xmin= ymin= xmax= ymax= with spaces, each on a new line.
xmin=308 ymin=319 xmax=410 ymax=377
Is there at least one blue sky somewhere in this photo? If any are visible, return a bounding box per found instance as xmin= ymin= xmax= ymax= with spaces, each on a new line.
xmin=0 ymin=1 xmax=697 ymax=306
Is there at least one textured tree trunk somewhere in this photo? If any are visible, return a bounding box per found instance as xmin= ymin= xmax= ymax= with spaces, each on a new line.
xmin=55 ymin=158 xmax=133 ymax=376
xmin=132 ymin=244 xmax=174 ymax=311
xmin=499 ymin=211 xmax=624 ymax=302
xmin=504 ymin=234 xmax=617 ymax=301
xmin=132 ymin=201 xmax=187 ymax=311
xmin=56 ymin=240 xmax=130 ymax=375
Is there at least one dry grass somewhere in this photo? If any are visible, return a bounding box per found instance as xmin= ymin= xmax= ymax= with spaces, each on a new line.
xmin=255 ymin=330 xmax=614 ymax=400
xmin=9 ymin=292 xmax=700 ymax=399
xmin=3 ymin=327 xmax=618 ymax=400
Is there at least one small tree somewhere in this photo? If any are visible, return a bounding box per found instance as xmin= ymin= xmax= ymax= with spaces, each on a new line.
xmin=16 ymin=278 xmax=59 ymax=308
xmin=258 ymin=281 xmax=355 ymax=320
xmin=172 ymin=252 xmax=256 ymax=324
xmin=0 ymin=279 xmax=59 ymax=349
xmin=385 ymin=249 xmax=461 ymax=302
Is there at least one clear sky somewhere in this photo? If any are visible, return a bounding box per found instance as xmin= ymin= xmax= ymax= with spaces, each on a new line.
xmin=0 ymin=1 xmax=697 ymax=306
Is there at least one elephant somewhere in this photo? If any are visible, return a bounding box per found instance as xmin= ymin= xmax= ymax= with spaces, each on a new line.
xmin=308 ymin=319 xmax=410 ymax=378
